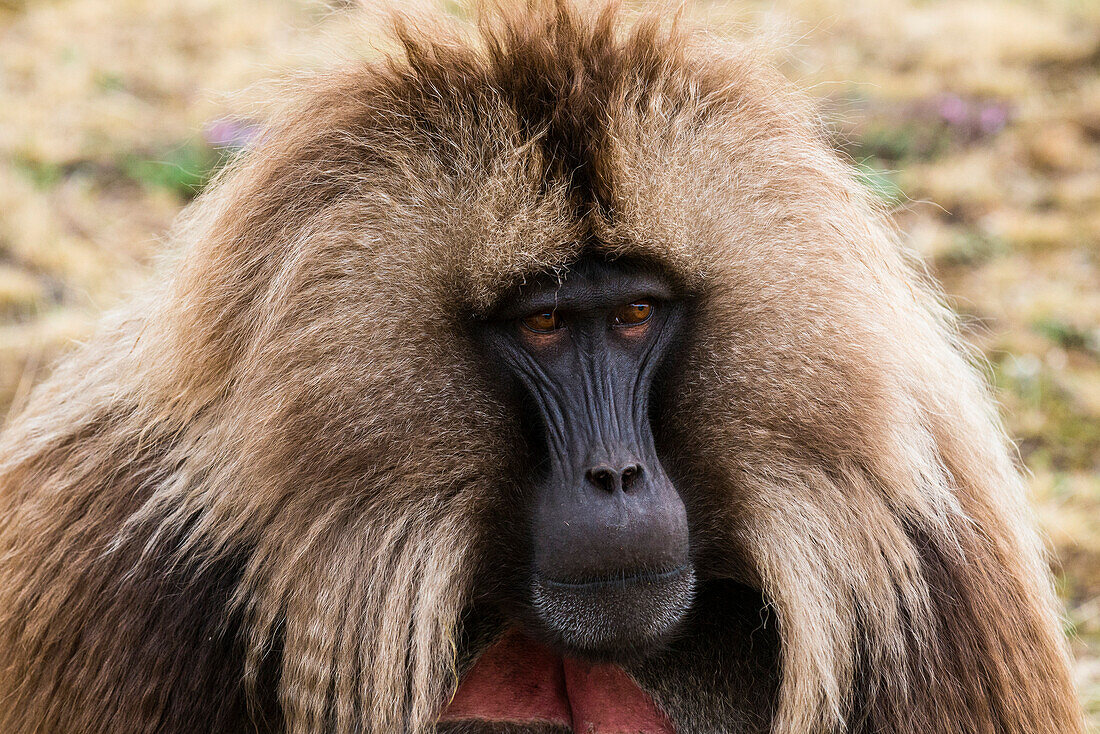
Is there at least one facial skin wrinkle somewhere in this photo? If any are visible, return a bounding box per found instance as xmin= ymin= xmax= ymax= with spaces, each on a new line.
xmin=513 ymin=350 xmax=570 ymax=467
xmin=608 ymin=355 xmax=628 ymax=459
xmin=581 ymin=346 xmax=599 ymax=456
xmin=580 ymin=346 xmax=604 ymax=459
xmin=594 ymin=347 xmax=619 ymax=462
xmin=537 ymin=383 xmax=570 ymax=473
xmin=634 ymin=337 xmax=660 ymax=441
xmin=632 ymin=376 xmax=650 ymax=455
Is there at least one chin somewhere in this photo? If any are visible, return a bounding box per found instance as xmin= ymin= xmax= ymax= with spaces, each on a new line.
xmin=531 ymin=565 xmax=697 ymax=660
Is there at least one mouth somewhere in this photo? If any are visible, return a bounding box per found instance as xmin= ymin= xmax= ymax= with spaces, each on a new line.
xmin=439 ymin=628 xmax=677 ymax=733
xmin=537 ymin=565 xmax=690 ymax=590
xmin=531 ymin=564 xmax=696 ymax=659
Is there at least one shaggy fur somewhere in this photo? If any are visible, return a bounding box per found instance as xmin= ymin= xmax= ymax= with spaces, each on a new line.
xmin=0 ymin=2 xmax=1083 ymax=733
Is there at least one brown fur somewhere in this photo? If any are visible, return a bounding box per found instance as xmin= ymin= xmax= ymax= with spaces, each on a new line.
xmin=0 ymin=2 xmax=1083 ymax=733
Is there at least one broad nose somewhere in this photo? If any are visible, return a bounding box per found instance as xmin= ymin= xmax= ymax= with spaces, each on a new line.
xmin=585 ymin=463 xmax=644 ymax=493
xmin=533 ymin=454 xmax=689 ymax=586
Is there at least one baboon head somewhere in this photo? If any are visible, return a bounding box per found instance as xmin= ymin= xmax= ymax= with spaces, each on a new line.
xmin=480 ymin=256 xmax=692 ymax=656
xmin=0 ymin=2 xmax=1084 ymax=734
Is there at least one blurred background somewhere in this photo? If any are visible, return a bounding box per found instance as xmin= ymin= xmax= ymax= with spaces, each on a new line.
xmin=0 ymin=0 xmax=1097 ymax=725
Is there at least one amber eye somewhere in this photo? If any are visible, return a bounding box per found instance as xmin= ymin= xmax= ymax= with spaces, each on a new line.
xmin=612 ymin=300 xmax=654 ymax=327
xmin=522 ymin=310 xmax=563 ymax=333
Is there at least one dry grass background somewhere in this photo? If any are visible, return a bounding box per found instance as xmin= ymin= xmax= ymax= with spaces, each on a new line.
xmin=0 ymin=0 xmax=1097 ymax=726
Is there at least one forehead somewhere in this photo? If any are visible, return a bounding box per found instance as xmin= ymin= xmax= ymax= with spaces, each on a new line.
xmin=368 ymin=16 xmax=729 ymax=312
xmin=362 ymin=11 xmax=822 ymax=315
xmin=491 ymin=258 xmax=676 ymax=318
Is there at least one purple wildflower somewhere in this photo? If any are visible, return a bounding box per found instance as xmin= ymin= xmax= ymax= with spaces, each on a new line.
xmin=203 ymin=118 xmax=262 ymax=150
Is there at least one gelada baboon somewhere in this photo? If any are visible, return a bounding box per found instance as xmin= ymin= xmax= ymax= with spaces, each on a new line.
xmin=0 ymin=2 xmax=1084 ymax=733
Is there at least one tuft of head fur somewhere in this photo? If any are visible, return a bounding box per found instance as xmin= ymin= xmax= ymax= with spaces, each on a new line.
xmin=0 ymin=2 xmax=1083 ymax=733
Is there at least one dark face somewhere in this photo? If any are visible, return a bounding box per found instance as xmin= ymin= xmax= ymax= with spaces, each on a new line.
xmin=481 ymin=257 xmax=694 ymax=658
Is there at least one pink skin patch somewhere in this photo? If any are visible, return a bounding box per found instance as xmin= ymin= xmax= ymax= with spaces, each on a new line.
xmin=440 ymin=629 xmax=676 ymax=733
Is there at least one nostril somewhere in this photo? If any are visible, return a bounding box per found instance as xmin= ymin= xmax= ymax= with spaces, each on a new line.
xmin=621 ymin=464 xmax=643 ymax=492
xmin=587 ymin=466 xmax=616 ymax=492
xmin=585 ymin=464 xmax=644 ymax=493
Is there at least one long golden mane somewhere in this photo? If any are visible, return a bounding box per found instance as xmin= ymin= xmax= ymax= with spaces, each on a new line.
xmin=0 ymin=3 xmax=1082 ymax=733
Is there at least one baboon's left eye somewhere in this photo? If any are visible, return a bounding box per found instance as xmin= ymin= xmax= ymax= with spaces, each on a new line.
xmin=612 ymin=300 xmax=654 ymax=327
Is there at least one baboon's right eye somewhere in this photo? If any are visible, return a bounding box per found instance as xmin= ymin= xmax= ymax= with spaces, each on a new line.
xmin=522 ymin=311 xmax=563 ymax=333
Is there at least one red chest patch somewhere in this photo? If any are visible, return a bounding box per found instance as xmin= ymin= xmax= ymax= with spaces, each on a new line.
xmin=440 ymin=629 xmax=676 ymax=733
